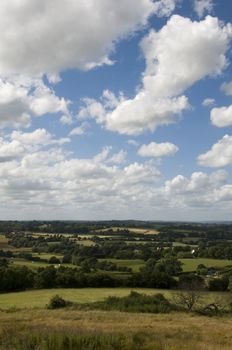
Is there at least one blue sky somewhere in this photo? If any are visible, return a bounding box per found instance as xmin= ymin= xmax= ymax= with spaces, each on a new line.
xmin=0 ymin=0 xmax=232 ymax=220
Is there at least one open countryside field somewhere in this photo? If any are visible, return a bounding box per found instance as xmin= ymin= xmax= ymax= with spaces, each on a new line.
xmin=0 ymin=288 xmax=229 ymax=310
xmin=96 ymin=227 xmax=159 ymax=234
xmin=126 ymin=227 xmax=159 ymax=234
xmin=99 ymin=259 xmax=145 ymax=272
xmin=0 ymin=288 xmax=172 ymax=309
xmin=33 ymin=253 xmax=64 ymax=260
xmin=180 ymin=258 xmax=232 ymax=272
xmin=10 ymin=259 xmax=75 ymax=269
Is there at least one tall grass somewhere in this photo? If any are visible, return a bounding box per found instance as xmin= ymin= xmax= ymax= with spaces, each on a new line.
xmin=0 ymin=308 xmax=232 ymax=350
xmin=0 ymin=327 xmax=162 ymax=350
xmin=0 ymin=324 xmax=231 ymax=350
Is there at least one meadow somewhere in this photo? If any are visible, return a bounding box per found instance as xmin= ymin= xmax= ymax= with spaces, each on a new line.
xmin=0 ymin=287 xmax=229 ymax=310
xmin=180 ymin=258 xmax=232 ymax=272
xmin=99 ymin=259 xmax=145 ymax=272
xmin=0 ymin=288 xmax=170 ymax=309
xmin=0 ymin=308 xmax=232 ymax=349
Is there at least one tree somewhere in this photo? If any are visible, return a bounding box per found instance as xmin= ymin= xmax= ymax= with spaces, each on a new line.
xmin=173 ymin=289 xmax=202 ymax=311
xmin=208 ymin=276 xmax=229 ymax=291
xmin=155 ymin=256 xmax=183 ymax=276
xmin=48 ymin=256 xmax=60 ymax=264
xmin=173 ymin=274 xmax=204 ymax=311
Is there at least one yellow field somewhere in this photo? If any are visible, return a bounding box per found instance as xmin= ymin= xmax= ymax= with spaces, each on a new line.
xmin=96 ymin=227 xmax=159 ymax=235
xmin=126 ymin=227 xmax=159 ymax=234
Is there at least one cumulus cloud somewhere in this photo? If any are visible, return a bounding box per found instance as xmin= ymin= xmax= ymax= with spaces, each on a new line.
xmin=127 ymin=139 xmax=140 ymax=147
xmin=0 ymin=123 xmax=231 ymax=219
xmin=69 ymin=122 xmax=90 ymax=136
xmin=211 ymin=105 xmax=232 ymax=127
xmin=140 ymin=15 xmax=231 ymax=97
xmin=163 ymin=170 xmax=232 ymax=208
xmin=0 ymin=78 xmax=71 ymax=128
xmin=0 ymin=139 xmax=25 ymax=162
xmin=0 ymin=129 xmax=70 ymax=164
xmin=138 ymin=141 xmax=179 ymax=158
xmin=198 ymin=135 xmax=232 ymax=167
xmin=1 ymin=142 xmax=232 ymax=219
xmin=221 ymin=81 xmax=232 ymax=96
xmin=107 ymin=150 xmax=127 ymax=164
xmin=202 ymin=98 xmax=215 ymax=107
xmin=11 ymin=129 xmax=70 ymax=147
xmin=79 ymin=15 xmax=231 ymax=135
xmin=193 ymin=0 xmax=214 ymax=18
xmin=153 ymin=0 xmax=179 ymax=17
xmin=0 ymin=0 xmax=177 ymax=78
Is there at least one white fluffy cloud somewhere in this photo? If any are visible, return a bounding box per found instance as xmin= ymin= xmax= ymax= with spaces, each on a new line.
xmin=198 ymin=135 xmax=232 ymax=167
xmin=0 ymin=78 xmax=71 ymax=128
xmin=79 ymin=15 xmax=231 ymax=135
xmin=1 ymin=141 xmax=232 ymax=218
xmin=0 ymin=0 xmax=178 ymax=78
xmin=221 ymin=81 xmax=232 ymax=96
xmin=69 ymin=122 xmax=90 ymax=136
xmin=202 ymin=98 xmax=215 ymax=107
xmin=0 ymin=129 xmax=69 ymax=163
xmin=0 ymin=123 xmax=231 ymax=219
xmin=108 ymin=150 xmax=127 ymax=164
xmin=153 ymin=0 xmax=179 ymax=17
xmin=11 ymin=129 xmax=70 ymax=147
xmin=211 ymin=105 xmax=232 ymax=127
xmin=193 ymin=0 xmax=214 ymax=18
xmin=163 ymin=170 xmax=232 ymax=208
xmin=138 ymin=141 xmax=179 ymax=157
xmin=141 ymin=15 xmax=231 ymax=98
xmin=0 ymin=139 xmax=24 ymax=162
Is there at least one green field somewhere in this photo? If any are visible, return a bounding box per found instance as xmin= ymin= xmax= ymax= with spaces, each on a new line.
xmin=99 ymin=259 xmax=145 ymax=272
xmin=33 ymin=253 xmax=64 ymax=260
xmin=180 ymin=258 xmax=232 ymax=272
xmin=172 ymin=242 xmax=198 ymax=248
xmin=0 ymin=288 xmax=228 ymax=310
xmin=10 ymin=259 xmax=75 ymax=269
xmin=0 ymin=288 xmax=170 ymax=309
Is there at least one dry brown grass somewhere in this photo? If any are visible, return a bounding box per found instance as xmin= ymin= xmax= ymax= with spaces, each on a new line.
xmin=0 ymin=309 xmax=232 ymax=349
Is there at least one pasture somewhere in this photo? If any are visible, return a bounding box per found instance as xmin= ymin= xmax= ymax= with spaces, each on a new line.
xmin=0 ymin=288 xmax=171 ymax=309
xmin=180 ymin=258 xmax=232 ymax=272
xmin=98 ymin=259 xmax=145 ymax=272
xmin=0 ymin=287 xmax=228 ymax=310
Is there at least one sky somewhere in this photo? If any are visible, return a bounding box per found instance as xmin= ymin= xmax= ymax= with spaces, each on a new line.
xmin=0 ymin=0 xmax=232 ymax=221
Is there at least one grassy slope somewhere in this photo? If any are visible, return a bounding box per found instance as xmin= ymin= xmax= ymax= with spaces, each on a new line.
xmin=0 ymin=288 xmax=228 ymax=310
xmin=0 ymin=288 xmax=171 ymax=309
xmin=180 ymin=258 xmax=232 ymax=272
xmin=98 ymin=259 xmax=145 ymax=272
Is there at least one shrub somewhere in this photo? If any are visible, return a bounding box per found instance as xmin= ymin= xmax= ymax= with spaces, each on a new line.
xmin=208 ymin=276 xmax=229 ymax=291
xmin=47 ymin=295 xmax=71 ymax=309
xmin=96 ymin=291 xmax=174 ymax=313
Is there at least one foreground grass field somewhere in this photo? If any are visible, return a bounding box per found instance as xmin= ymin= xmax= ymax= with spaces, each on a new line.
xmin=180 ymin=258 xmax=232 ymax=272
xmin=0 ymin=308 xmax=232 ymax=349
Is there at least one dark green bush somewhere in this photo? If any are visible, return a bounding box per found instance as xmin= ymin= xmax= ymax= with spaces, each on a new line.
xmin=47 ymin=295 xmax=72 ymax=309
xmin=94 ymin=291 xmax=174 ymax=313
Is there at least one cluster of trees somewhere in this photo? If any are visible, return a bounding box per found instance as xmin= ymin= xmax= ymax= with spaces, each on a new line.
xmin=195 ymin=242 xmax=232 ymax=260
xmin=0 ymin=256 xmax=181 ymax=292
